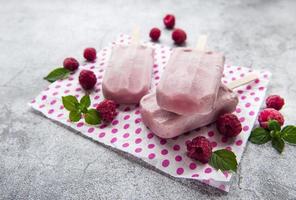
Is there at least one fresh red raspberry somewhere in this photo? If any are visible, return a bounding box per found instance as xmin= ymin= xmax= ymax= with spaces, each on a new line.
xmin=186 ymin=136 xmax=212 ymax=163
xmin=172 ymin=28 xmax=187 ymax=45
xmin=258 ymin=108 xmax=284 ymax=129
xmin=83 ymin=47 xmax=96 ymax=61
xmin=216 ymin=113 xmax=242 ymax=137
xmin=78 ymin=70 xmax=97 ymax=90
xmin=163 ymin=14 xmax=175 ymax=29
xmin=266 ymin=95 xmax=285 ymax=110
xmin=96 ymin=99 xmax=117 ymax=123
xmin=149 ymin=28 xmax=161 ymax=41
xmin=63 ymin=57 xmax=79 ymax=71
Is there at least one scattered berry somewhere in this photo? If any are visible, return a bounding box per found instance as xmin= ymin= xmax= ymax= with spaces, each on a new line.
xmin=172 ymin=28 xmax=187 ymax=45
xmin=187 ymin=136 xmax=212 ymax=163
xmin=217 ymin=113 xmax=242 ymax=137
xmin=79 ymin=70 xmax=97 ymax=90
xmin=258 ymin=108 xmax=284 ymax=129
xmin=96 ymin=99 xmax=117 ymax=123
xmin=266 ymin=95 xmax=285 ymax=110
xmin=163 ymin=14 xmax=175 ymax=29
xmin=83 ymin=47 xmax=96 ymax=61
xmin=149 ymin=28 xmax=161 ymax=41
xmin=63 ymin=57 xmax=79 ymax=71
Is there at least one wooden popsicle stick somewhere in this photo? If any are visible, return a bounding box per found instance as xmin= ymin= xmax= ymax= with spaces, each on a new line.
xmin=226 ymin=72 xmax=259 ymax=89
xmin=131 ymin=25 xmax=140 ymax=45
xmin=196 ymin=34 xmax=208 ymax=51
xmin=195 ymin=34 xmax=258 ymax=90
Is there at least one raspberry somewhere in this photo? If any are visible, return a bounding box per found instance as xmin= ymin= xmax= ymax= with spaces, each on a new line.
xmin=216 ymin=113 xmax=242 ymax=137
xmin=163 ymin=14 xmax=175 ymax=29
xmin=78 ymin=70 xmax=97 ymax=90
xmin=63 ymin=57 xmax=79 ymax=71
xmin=172 ymin=28 xmax=187 ymax=45
xmin=186 ymin=136 xmax=212 ymax=163
xmin=149 ymin=28 xmax=161 ymax=41
xmin=258 ymin=108 xmax=284 ymax=129
xmin=96 ymin=99 xmax=117 ymax=123
xmin=266 ymin=95 xmax=285 ymax=110
xmin=83 ymin=47 xmax=96 ymax=61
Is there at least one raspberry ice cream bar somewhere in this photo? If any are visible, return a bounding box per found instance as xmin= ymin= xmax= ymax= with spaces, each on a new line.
xmin=156 ymin=48 xmax=225 ymax=115
xmin=140 ymin=85 xmax=238 ymax=138
xmin=102 ymin=44 xmax=154 ymax=104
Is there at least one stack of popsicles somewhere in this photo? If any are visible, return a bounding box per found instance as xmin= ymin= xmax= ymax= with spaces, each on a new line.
xmin=102 ymin=38 xmax=241 ymax=139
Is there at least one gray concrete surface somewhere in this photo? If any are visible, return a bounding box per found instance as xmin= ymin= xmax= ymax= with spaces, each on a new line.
xmin=1 ymin=0 xmax=296 ymax=199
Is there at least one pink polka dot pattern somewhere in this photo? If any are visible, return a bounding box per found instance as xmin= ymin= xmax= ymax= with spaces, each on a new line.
xmin=123 ymin=133 xmax=129 ymax=138
xmin=162 ymin=159 xmax=170 ymax=167
xmin=135 ymin=138 xmax=142 ymax=144
xmin=205 ymin=168 xmax=212 ymax=174
xmin=161 ymin=149 xmax=168 ymax=155
xmin=28 ymin=34 xmax=271 ymax=192
xmin=176 ymin=167 xmax=184 ymax=175
xmin=77 ymin=122 xmax=84 ymax=128
xmin=148 ymin=153 xmax=155 ymax=159
xmin=88 ymin=127 xmax=94 ymax=133
xmin=110 ymin=137 xmax=117 ymax=143
xmin=122 ymin=142 xmax=129 ymax=148
xmin=135 ymin=148 xmax=142 ymax=153
xmin=173 ymin=144 xmax=180 ymax=151
xmin=208 ymin=131 xmax=215 ymax=137
xmin=175 ymin=155 xmax=182 ymax=162
xmin=189 ymin=163 xmax=197 ymax=170
xmin=99 ymin=132 xmax=105 ymax=138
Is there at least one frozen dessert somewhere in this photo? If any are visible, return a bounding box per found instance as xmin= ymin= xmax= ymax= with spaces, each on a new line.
xmin=102 ymin=44 xmax=154 ymax=104
xmin=156 ymin=48 xmax=225 ymax=115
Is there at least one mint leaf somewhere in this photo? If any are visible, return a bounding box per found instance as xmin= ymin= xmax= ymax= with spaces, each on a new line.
xmin=44 ymin=68 xmax=70 ymax=83
xmin=62 ymin=95 xmax=79 ymax=111
xmin=281 ymin=126 xmax=296 ymax=144
xmin=69 ymin=110 xmax=81 ymax=122
xmin=80 ymin=95 xmax=91 ymax=110
xmin=268 ymin=120 xmax=281 ymax=131
xmin=209 ymin=149 xmax=238 ymax=172
xmin=272 ymin=137 xmax=285 ymax=153
xmin=270 ymin=130 xmax=280 ymax=138
xmin=84 ymin=109 xmax=101 ymax=125
xmin=249 ymin=127 xmax=271 ymax=144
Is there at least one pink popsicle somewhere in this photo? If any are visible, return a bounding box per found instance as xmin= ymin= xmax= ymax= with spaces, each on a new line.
xmin=156 ymin=48 xmax=225 ymax=115
xmin=140 ymin=85 xmax=238 ymax=138
xmin=102 ymin=44 xmax=154 ymax=104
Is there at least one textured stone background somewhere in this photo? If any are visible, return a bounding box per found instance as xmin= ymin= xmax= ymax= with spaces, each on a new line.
xmin=1 ymin=0 xmax=296 ymax=199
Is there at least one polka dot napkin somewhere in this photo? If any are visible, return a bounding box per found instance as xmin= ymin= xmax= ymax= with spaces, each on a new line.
xmin=29 ymin=34 xmax=271 ymax=192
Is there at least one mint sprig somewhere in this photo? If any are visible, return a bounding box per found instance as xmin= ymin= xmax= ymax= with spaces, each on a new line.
xmin=62 ymin=95 xmax=101 ymax=125
xmin=271 ymin=136 xmax=285 ymax=153
xmin=249 ymin=127 xmax=271 ymax=144
xmin=209 ymin=149 xmax=238 ymax=172
xmin=44 ymin=67 xmax=70 ymax=83
xmin=62 ymin=95 xmax=79 ymax=111
xmin=281 ymin=126 xmax=296 ymax=144
xmin=69 ymin=110 xmax=81 ymax=122
xmin=85 ymin=109 xmax=101 ymax=125
xmin=249 ymin=120 xmax=296 ymax=153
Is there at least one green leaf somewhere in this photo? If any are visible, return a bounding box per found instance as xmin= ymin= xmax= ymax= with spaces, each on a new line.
xmin=281 ymin=125 xmax=296 ymax=144
xmin=268 ymin=120 xmax=281 ymax=131
xmin=249 ymin=127 xmax=271 ymax=144
xmin=62 ymin=95 xmax=79 ymax=111
xmin=270 ymin=130 xmax=281 ymax=139
xmin=272 ymin=137 xmax=285 ymax=153
xmin=44 ymin=67 xmax=70 ymax=83
xmin=84 ymin=109 xmax=101 ymax=125
xmin=80 ymin=95 xmax=91 ymax=110
xmin=209 ymin=149 xmax=238 ymax=172
xmin=69 ymin=110 xmax=81 ymax=122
